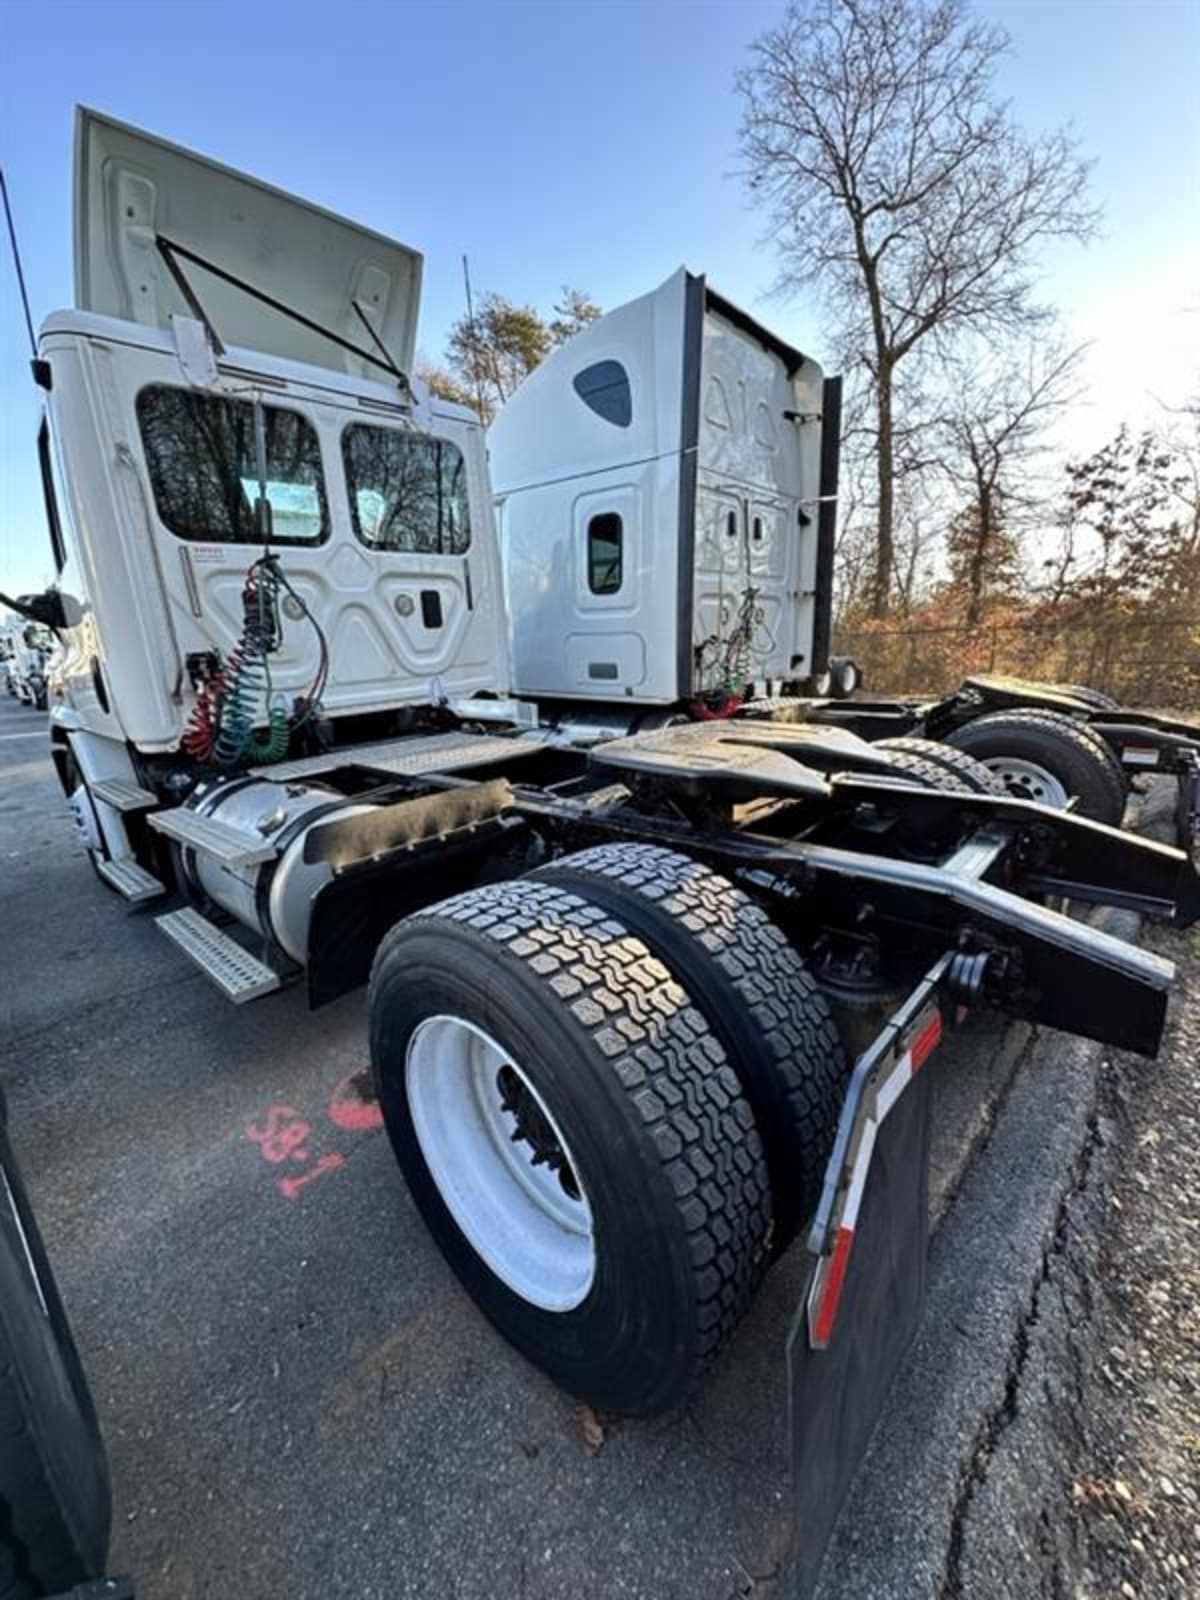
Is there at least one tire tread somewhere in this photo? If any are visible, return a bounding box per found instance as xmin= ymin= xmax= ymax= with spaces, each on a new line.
xmin=537 ymin=843 xmax=845 ymax=1249
xmin=877 ymin=736 xmax=1008 ymax=795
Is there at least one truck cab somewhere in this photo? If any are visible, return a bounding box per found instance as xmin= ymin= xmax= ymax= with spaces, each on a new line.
xmin=37 ymin=109 xmax=509 ymax=769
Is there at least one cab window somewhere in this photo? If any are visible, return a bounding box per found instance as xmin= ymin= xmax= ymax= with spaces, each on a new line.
xmin=342 ymin=424 xmax=472 ymax=554
xmin=136 ymin=386 xmax=328 ymax=544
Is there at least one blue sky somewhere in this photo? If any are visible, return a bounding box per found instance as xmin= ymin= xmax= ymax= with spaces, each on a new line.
xmin=1 ymin=0 xmax=1197 ymax=594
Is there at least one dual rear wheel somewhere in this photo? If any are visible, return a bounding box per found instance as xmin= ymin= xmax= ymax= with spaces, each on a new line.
xmin=369 ymin=713 xmax=1126 ymax=1416
xmin=941 ymin=710 xmax=1127 ymax=824
xmin=369 ymin=848 xmax=846 ymax=1417
xmin=877 ymin=720 xmax=1126 ymax=824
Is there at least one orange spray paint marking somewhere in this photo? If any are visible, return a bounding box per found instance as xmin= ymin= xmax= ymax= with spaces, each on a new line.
xmin=328 ymin=1072 xmax=384 ymax=1133
xmin=277 ymin=1152 xmax=345 ymax=1201
xmin=246 ymin=1105 xmax=313 ymax=1164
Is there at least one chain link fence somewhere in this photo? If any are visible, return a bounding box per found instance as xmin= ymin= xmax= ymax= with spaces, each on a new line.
xmin=833 ymin=614 xmax=1200 ymax=710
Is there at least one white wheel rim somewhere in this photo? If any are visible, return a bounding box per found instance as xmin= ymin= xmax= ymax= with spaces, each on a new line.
xmin=983 ymin=757 xmax=1070 ymax=809
xmin=405 ymin=1015 xmax=595 ymax=1312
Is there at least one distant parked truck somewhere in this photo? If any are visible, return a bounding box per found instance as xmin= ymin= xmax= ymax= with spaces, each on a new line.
xmin=2 ymin=107 xmax=1198 ymax=1593
xmin=1 ymin=619 xmax=52 ymax=708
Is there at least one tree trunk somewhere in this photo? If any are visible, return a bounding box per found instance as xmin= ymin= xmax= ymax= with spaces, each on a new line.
xmin=871 ymin=365 xmax=895 ymax=617
xmin=965 ymin=487 xmax=991 ymax=627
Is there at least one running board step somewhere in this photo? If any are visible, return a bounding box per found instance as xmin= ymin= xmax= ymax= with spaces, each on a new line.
xmin=155 ymin=908 xmax=281 ymax=1003
xmin=149 ymin=808 xmax=276 ymax=867
xmin=95 ymin=856 xmax=166 ymax=902
xmin=89 ymin=777 xmax=158 ymax=811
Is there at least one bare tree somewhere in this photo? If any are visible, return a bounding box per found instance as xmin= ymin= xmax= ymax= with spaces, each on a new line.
xmin=936 ymin=339 xmax=1086 ymax=623
xmin=738 ymin=0 xmax=1098 ymax=616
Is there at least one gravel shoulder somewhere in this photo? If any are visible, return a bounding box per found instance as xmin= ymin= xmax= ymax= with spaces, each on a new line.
xmin=952 ymin=910 xmax=1199 ymax=1600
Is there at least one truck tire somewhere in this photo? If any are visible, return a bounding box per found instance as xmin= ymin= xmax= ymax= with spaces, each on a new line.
xmin=878 ymin=749 xmax=975 ymax=792
xmin=875 ymin=737 xmax=1008 ymax=796
xmin=0 ymin=1107 xmax=111 ymax=1597
xmin=1011 ymin=708 xmax=1130 ymax=796
xmin=369 ymin=878 xmax=772 ymax=1416
xmin=944 ymin=710 xmax=1126 ymax=824
xmin=1058 ymin=683 xmax=1120 ymax=711
xmin=536 ymin=843 xmax=845 ymax=1253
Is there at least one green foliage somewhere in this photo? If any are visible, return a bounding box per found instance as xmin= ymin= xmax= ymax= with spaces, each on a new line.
xmin=413 ymin=359 xmax=478 ymax=410
xmin=548 ymin=287 xmax=602 ymax=346
xmin=439 ymin=285 xmax=602 ymax=421
xmin=1056 ymin=426 xmax=1195 ymax=605
xmin=838 ymin=413 xmax=1200 ymax=707
xmin=447 ymin=294 xmax=551 ymax=412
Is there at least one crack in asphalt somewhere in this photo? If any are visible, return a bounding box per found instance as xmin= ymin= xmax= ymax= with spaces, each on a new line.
xmin=937 ymin=1091 xmax=1110 ymax=1600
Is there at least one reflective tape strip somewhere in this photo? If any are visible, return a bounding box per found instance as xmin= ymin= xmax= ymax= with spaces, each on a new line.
xmin=843 ymin=1117 xmax=877 ymax=1233
xmin=811 ymin=1225 xmax=855 ymax=1347
xmin=1123 ymin=748 xmax=1159 ymax=767
xmin=808 ymin=1007 xmax=944 ymax=1349
xmin=910 ymin=1012 xmax=943 ymax=1071
xmin=810 ymin=1120 xmax=875 ymax=1342
xmin=875 ymin=1055 xmax=909 ymax=1122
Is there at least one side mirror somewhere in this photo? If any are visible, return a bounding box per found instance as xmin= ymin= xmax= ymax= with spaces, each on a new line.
xmin=0 ymin=589 xmax=71 ymax=632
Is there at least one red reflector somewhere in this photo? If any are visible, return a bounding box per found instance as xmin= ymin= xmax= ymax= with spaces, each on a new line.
xmin=813 ymin=1225 xmax=855 ymax=1346
xmin=910 ymin=1011 xmax=943 ymax=1073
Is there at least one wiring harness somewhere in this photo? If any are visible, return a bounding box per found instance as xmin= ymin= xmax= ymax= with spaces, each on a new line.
xmin=693 ymin=585 xmax=760 ymax=719
xmin=183 ymin=555 xmax=328 ymax=767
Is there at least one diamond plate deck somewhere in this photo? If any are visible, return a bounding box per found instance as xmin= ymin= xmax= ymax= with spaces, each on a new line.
xmin=254 ymin=731 xmax=540 ymax=783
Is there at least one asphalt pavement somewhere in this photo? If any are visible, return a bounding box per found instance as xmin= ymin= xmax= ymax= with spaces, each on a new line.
xmin=0 ymin=692 xmax=1155 ymax=1598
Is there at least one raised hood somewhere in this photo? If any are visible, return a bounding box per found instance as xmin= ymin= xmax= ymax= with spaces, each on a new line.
xmin=74 ymin=107 xmax=422 ymax=377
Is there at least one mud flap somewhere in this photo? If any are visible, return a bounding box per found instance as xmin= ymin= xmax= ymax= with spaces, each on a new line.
xmin=784 ymin=1063 xmax=933 ymax=1596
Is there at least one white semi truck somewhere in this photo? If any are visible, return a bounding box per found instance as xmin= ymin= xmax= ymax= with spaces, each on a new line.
xmin=3 ymin=108 xmax=1198 ymax=1595
xmin=486 ymin=272 xmax=1200 ymax=839
xmin=1 ymin=619 xmax=52 ymax=708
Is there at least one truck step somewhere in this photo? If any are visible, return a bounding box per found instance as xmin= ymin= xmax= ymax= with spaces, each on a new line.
xmin=155 ymin=908 xmax=281 ymax=1003
xmin=148 ymin=808 xmax=277 ymax=867
xmin=89 ymin=777 xmax=159 ymax=811
xmin=95 ymin=855 xmax=167 ymax=902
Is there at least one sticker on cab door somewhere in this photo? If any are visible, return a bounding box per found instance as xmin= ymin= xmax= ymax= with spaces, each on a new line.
xmin=189 ymin=546 xmax=226 ymax=564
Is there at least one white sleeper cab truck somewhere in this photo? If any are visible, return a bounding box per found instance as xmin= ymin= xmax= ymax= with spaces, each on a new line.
xmin=488 ymin=279 xmax=1200 ymax=843
xmin=5 ymin=108 xmax=1200 ymax=1593
xmin=489 ymin=268 xmax=847 ymax=718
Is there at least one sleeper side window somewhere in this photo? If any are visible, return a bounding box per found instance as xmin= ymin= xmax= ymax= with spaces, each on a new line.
xmin=587 ymin=512 xmax=623 ymax=595
xmin=136 ymin=386 xmax=328 ymax=544
xmin=342 ymin=424 xmax=472 ymax=555
xmin=573 ymin=361 xmax=632 ymax=428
